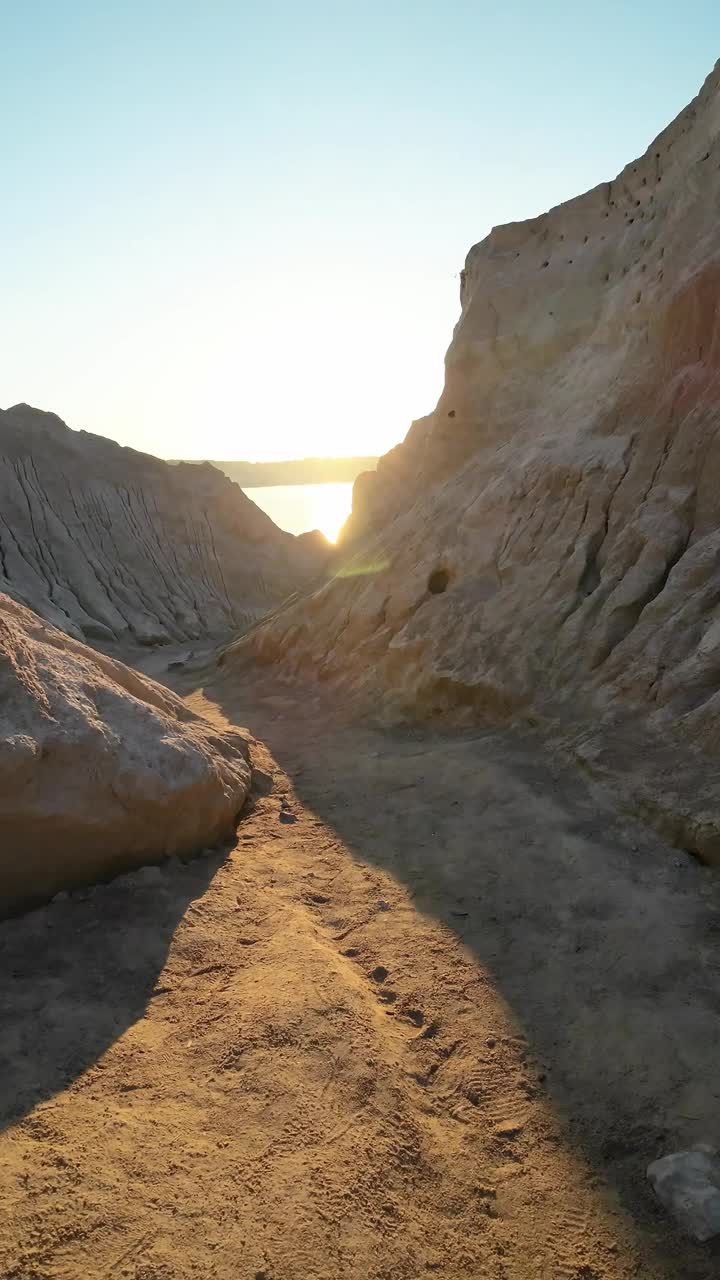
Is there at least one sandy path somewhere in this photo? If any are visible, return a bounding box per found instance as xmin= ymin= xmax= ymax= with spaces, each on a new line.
xmin=1 ymin=666 xmax=720 ymax=1279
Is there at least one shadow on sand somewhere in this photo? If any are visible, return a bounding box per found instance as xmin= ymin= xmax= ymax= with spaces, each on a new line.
xmin=206 ymin=670 xmax=720 ymax=1279
xmin=0 ymin=851 xmax=224 ymax=1131
xmin=4 ymin=652 xmax=720 ymax=1277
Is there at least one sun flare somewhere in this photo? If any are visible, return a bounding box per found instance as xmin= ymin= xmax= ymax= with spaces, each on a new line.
xmin=243 ymin=481 xmax=353 ymax=543
xmin=311 ymin=482 xmax=353 ymax=542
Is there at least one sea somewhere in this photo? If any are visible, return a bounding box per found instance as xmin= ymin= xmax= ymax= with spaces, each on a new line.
xmin=243 ymin=482 xmax=353 ymax=543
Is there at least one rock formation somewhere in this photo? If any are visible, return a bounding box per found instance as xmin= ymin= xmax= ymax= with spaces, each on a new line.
xmin=227 ymin=61 xmax=720 ymax=854
xmin=0 ymin=593 xmax=251 ymax=915
xmin=0 ymin=404 xmax=326 ymax=651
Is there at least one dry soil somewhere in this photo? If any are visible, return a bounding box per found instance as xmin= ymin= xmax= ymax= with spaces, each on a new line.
xmin=1 ymin=663 xmax=720 ymax=1279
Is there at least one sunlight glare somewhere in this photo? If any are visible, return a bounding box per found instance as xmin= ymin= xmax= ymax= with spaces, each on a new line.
xmin=313 ymin=482 xmax=352 ymax=543
xmin=243 ymin=481 xmax=354 ymax=543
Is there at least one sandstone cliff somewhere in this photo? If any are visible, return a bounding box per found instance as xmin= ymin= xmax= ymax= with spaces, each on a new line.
xmin=0 ymin=593 xmax=252 ymax=915
xmin=0 ymin=404 xmax=325 ymax=650
xmin=228 ymin=62 xmax=720 ymax=854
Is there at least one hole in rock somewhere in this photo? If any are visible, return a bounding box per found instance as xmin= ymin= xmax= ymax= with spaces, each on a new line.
xmin=427 ymin=569 xmax=450 ymax=595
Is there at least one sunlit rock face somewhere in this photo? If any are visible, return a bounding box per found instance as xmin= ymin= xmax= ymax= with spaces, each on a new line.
xmin=228 ymin=62 xmax=720 ymax=850
xmin=0 ymin=594 xmax=252 ymax=915
xmin=0 ymin=404 xmax=326 ymax=651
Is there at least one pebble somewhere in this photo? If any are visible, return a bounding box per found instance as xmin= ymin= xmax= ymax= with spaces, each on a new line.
xmin=648 ymin=1145 xmax=720 ymax=1241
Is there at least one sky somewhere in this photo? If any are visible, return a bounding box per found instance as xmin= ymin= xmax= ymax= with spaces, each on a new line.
xmin=1 ymin=3 xmax=719 ymax=462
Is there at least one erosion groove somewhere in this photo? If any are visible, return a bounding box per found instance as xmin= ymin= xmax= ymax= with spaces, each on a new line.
xmin=0 ymin=404 xmax=327 ymax=652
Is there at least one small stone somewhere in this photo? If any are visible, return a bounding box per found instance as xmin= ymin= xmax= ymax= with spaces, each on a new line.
xmin=495 ymin=1120 xmax=524 ymax=1140
xmin=378 ymin=900 xmax=391 ymax=912
xmin=647 ymin=1145 xmax=720 ymax=1242
xmin=279 ymin=811 xmax=297 ymax=824
xmin=371 ymin=965 xmax=389 ymax=982
xmin=133 ymin=864 xmax=164 ymax=884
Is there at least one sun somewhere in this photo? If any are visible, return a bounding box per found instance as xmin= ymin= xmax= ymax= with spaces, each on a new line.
xmin=312 ymin=483 xmax=353 ymax=543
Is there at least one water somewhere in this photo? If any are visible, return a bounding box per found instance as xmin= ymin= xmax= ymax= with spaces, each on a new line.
xmin=243 ymin=482 xmax=353 ymax=543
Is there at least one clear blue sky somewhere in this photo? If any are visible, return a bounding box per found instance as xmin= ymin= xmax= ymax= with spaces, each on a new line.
xmin=1 ymin=3 xmax=718 ymax=461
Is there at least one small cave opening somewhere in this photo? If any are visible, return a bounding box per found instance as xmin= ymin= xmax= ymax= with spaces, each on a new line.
xmin=427 ymin=568 xmax=450 ymax=595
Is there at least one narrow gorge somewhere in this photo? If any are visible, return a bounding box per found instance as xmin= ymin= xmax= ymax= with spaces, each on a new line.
xmin=3 ymin=58 xmax=720 ymax=1280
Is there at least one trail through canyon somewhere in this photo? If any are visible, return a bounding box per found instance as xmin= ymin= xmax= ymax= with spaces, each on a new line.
xmin=1 ymin=665 xmax=720 ymax=1279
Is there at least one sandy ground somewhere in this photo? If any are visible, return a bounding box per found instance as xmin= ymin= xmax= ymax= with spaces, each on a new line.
xmin=2 ymin=663 xmax=720 ymax=1279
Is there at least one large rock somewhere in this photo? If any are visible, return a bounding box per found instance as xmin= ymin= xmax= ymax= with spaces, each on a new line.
xmin=0 ymin=404 xmax=326 ymax=651
xmin=0 ymin=593 xmax=251 ymax=915
xmin=226 ymin=61 xmax=720 ymax=853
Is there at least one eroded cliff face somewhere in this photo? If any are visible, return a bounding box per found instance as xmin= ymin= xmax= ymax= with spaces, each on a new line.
xmin=226 ymin=64 xmax=720 ymax=850
xmin=0 ymin=405 xmax=325 ymax=650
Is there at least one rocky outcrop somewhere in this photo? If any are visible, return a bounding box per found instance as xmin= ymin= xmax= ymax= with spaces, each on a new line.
xmin=226 ymin=62 xmax=720 ymax=854
xmin=0 ymin=593 xmax=251 ymax=915
xmin=0 ymin=404 xmax=326 ymax=651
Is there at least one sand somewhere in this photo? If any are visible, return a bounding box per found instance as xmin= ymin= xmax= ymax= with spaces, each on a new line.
xmin=1 ymin=665 xmax=720 ymax=1278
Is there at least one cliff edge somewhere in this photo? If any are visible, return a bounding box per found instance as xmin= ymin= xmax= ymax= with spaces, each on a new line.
xmin=228 ymin=62 xmax=720 ymax=855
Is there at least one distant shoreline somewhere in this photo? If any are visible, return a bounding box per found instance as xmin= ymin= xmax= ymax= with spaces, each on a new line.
xmin=178 ymin=456 xmax=378 ymax=488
